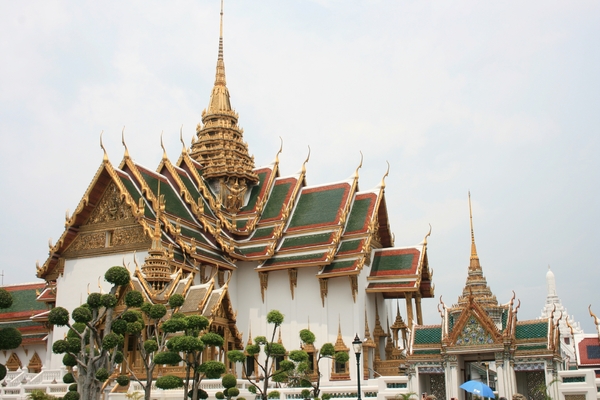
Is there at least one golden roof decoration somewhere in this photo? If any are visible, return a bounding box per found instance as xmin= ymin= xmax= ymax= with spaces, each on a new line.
xmin=189 ymin=0 xmax=258 ymax=210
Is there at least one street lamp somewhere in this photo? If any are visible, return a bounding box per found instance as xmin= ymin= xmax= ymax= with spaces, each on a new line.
xmin=352 ymin=334 xmax=363 ymax=400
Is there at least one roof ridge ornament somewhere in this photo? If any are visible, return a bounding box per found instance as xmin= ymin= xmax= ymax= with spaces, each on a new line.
xmin=100 ymin=131 xmax=108 ymax=162
xmin=179 ymin=125 xmax=187 ymax=154
xmin=468 ymin=191 xmax=480 ymax=270
xmin=301 ymin=146 xmax=311 ymax=175
xmin=353 ymin=151 xmax=363 ymax=179
xmin=275 ymin=136 xmax=283 ymax=164
xmin=160 ymin=131 xmax=167 ymax=161
xmin=380 ymin=161 xmax=390 ymax=189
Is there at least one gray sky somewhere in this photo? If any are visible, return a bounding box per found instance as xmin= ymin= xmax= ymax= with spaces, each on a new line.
xmin=1 ymin=0 xmax=599 ymax=332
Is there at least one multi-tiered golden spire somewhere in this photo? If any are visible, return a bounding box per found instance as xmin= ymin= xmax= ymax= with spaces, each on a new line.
xmin=190 ymin=0 xmax=258 ymax=213
xmin=456 ymin=192 xmax=498 ymax=309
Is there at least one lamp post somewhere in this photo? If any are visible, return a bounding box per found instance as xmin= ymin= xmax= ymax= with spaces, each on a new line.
xmin=353 ymin=334 xmax=363 ymax=400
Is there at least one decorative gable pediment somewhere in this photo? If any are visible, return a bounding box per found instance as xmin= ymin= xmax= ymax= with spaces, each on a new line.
xmin=63 ymin=181 xmax=150 ymax=258
xmin=448 ymin=297 xmax=502 ymax=347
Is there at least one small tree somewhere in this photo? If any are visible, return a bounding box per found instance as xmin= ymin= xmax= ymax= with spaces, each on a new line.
xmin=221 ymin=373 xmax=240 ymax=400
xmin=227 ymin=310 xmax=290 ymax=400
xmin=154 ymin=314 xmax=226 ymax=400
xmin=48 ymin=266 xmax=138 ymax=400
xmin=124 ymin=294 xmax=186 ymax=400
xmin=283 ymin=329 xmax=349 ymax=398
xmin=0 ymin=288 xmax=21 ymax=381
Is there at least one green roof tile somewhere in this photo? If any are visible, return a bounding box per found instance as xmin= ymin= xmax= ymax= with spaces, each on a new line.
xmin=118 ymin=174 xmax=154 ymax=218
xmin=288 ymin=185 xmax=347 ymax=229
xmin=252 ymin=227 xmax=275 ymax=239
xmin=237 ymin=246 xmax=268 ymax=256
xmin=370 ymin=249 xmax=419 ymax=277
xmin=261 ymin=252 xmax=327 ymax=267
xmin=139 ymin=170 xmax=194 ymax=222
xmin=241 ymin=171 xmax=269 ymax=212
xmin=515 ymin=322 xmax=548 ymax=340
xmin=345 ymin=196 xmax=374 ymax=233
xmin=279 ymin=232 xmax=334 ymax=250
xmin=414 ymin=327 xmax=442 ymax=345
xmin=338 ymin=239 xmax=362 ymax=254
xmin=261 ymin=181 xmax=293 ymax=221
xmin=321 ymin=260 xmax=358 ymax=274
xmin=0 ymin=286 xmax=46 ymax=316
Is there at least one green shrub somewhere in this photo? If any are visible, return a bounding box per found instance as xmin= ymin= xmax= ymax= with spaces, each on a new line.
xmin=168 ymin=293 xmax=185 ymax=308
xmin=101 ymin=294 xmax=118 ymax=308
xmin=216 ymin=392 xmax=225 ymax=399
xmin=301 ymin=389 xmax=311 ymax=399
xmin=48 ymin=307 xmax=70 ymax=326
xmin=221 ymin=373 xmax=237 ymax=389
xmin=125 ymin=291 xmax=144 ymax=307
xmin=0 ymin=363 xmax=6 ymax=380
xmin=68 ymin=383 xmax=77 ymax=391
xmin=63 ymin=391 xmax=80 ymax=400
xmin=268 ymin=391 xmax=281 ymax=399
xmin=0 ymin=327 xmax=22 ymax=350
xmin=104 ymin=266 xmax=130 ymax=286
xmin=96 ymin=367 xmax=109 ymax=381
xmin=62 ymin=353 xmax=77 ymax=367
xmin=0 ymin=289 xmax=12 ymax=309
xmin=117 ymin=375 xmax=130 ymax=386
xmin=156 ymin=375 xmax=183 ymax=390
xmin=62 ymin=372 xmax=75 ymax=384
xmin=87 ymin=293 xmax=102 ymax=308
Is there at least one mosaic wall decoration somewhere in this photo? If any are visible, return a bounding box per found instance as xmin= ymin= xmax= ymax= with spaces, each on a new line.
xmin=564 ymin=395 xmax=586 ymax=400
xmin=429 ymin=374 xmax=446 ymax=400
xmin=525 ymin=371 xmax=545 ymax=400
xmin=456 ymin=315 xmax=494 ymax=346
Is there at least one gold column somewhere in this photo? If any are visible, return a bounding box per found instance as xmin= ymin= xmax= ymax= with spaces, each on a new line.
xmin=415 ymin=294 xmax=423 ymax=325
xmin=405 ymin=293 xmax=414 ymax=328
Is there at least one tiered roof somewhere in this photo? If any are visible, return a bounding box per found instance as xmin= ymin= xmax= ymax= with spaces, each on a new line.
xmin=35 ymin=2 xmax=430 ymax=310
xmin=0 ymin=283 xmax=48 ymax=346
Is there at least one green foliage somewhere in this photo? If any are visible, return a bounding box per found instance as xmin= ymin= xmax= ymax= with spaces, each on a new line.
xmin=68 ymin=323 xmax=86 ymax=337
xmin=301 ymin=389 xmax=312 ymax=399
xmin=101 ymin=294 xmax=118 ymax=308
xmin=202 ymin=332 xmax=225 ymax=347
xmin=96 ymin=367 xmax=109 ymax=381
xmin=198 ymin=360 xmax=226 ymax=379
xmin=168 ymin=293 xmax=185 ymax=308
xmin=186 ymin=314 xmax=209 ymax=331
xmin=227 ymin=350 xmax=245 ymax=363
xmin=153 ymin=351 xmax=182 ymax=365
xmin=0 ymin=288 xmax=12 ymax=309
xmin=149 ymin=304 xmax=167 ymax=320
xmin=0 ymin=327 xmax=22 ymax=350
xmin=68 ymin=383 xmax=77 ymax=392
xmin=116 ymin=375 xmax=130 ymax=386
xmin=114 ymin=351 xmax=124 ymax=364
xmin=104 ymin=266 xmax=131 ymax=286
xmin=27 ymin=390 xmax=59 ymax=400
xmin=143 ymin=339 xmax=158 ymax=353
xmin=156 ymin=375 xmax=184 ymax=389
xmin=62 ymin=353 xmax=77 ymax=367
xmin=267 ymin=310 xmax=284 ymax=326
xmin=221 ymin=373 xmax=237 ymax=389
xmin=248 ymin=385 xmax=257 ymax=394
xmin=289 ymin=350 xmax=309 ymax=363
xmin=267 ymin=391 xmax=281 ymax=399
xmin=265 ymin=343 xmax=286 ymax=357
xmin=279 ymin=360 xmax=295 ymax=372
xmin=334 ymin=352 xmax=349 ymax=363
xmin=162 ymin=317 xmax=187 ymax=333
xmin=52 ymin=339 xmax=68 ymax=354
xmin=322 ymin=394 xmax=331 ymax=400
xmin=63 ymin=372 xmax=75 ymax=384
xmin=0 ymin=363 xmax=6 ymax=380
xmin=63 ymin=391 xmax=80 ymax=400
xmin=102 ymin=332 xmax=121 ymax=349
xmin=188 ymin=389 xmax=209 ymax=399
xmin=254 ymin=336 xmax=267 ymax=345
xmin=126 ymin=321 xmax=143 ymax=335
xmin=87 ymin=292 xmax=102 ymax=308
xmin=216 ymin=392 xmax=225 ymax=399
xmin=226 ymin=387 xmax=240 ymax=398
xmin=168 ymin=335 xmax=204 ymax=353
xmin=299 ymin=329 xmax=315 ymax=345
xmin=111 ymin=319 xmax=127 ymax=335
xmin=66 ymin=337 xmax=81 ymax=353
xmin=122 ymin=310 xmax=139 ymax=322
xmin=320 ymin=343 xmax=335 ymax=357
xmin=246 ymin=344 xmax=260 ymax=355
xmin=393 ymin=393 xmax=417 ymax=400
xmin=140 ymin=302 xmax=152 ymax=314
xmin=48 ymin=307 xmax=70 ymax=326
xmin=125 ymin=290 xmax=144 ymax=307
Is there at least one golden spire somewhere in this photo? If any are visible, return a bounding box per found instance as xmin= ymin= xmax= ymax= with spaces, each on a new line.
xmin=456 ymin=192 xmax=498 ymax=309
xmin=468 ymin=191 xmax=480 ymax=270
xmin=189 ymin=0 xmax=258 ymax=205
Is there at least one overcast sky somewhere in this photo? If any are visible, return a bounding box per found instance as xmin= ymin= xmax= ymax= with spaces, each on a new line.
xmin=1 ymin=0 xmax=599 ymax=333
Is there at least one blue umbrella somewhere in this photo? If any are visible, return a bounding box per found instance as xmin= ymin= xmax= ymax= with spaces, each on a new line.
xmin=460 ymin=380 xmax=495 ymax=398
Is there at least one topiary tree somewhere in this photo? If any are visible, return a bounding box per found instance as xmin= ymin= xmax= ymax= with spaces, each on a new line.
xmin=122 ymin=294 xmax=186 ymax=400
xmin=227 ymin=310 xmax=291 ymax=400
xmin=281 ymin=329 xmax=350 ymax=398
xmin=48 ymin=266 xmax=139 ymax=400
xmin=221 ymin=373 xmax=239 ymax=400
xmin=0 ymin=288 xmax=21 ymax=380
xmin=153 ymin=314 xmax=226 ymax=400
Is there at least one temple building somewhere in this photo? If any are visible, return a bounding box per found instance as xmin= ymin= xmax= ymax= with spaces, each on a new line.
xmin=25 ymin=1 xmax=433 ymax=392
xmin=405 ymin=195 xmax=566 ymax=400
xmin=1 ymin=4 xmax=599 ymax=400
